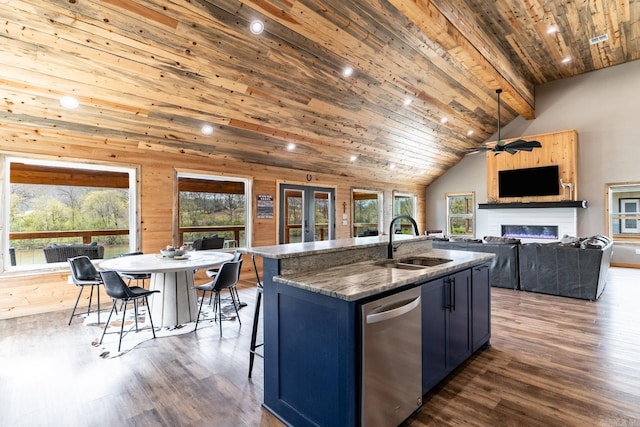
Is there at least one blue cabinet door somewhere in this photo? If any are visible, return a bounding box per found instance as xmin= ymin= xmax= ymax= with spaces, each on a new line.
xmin=446 ymin=269 xmax=472 ymax=368
xmin=422 ymin=278 xmax=448 ymax=393
xmin=472 ymin=263 xmax=491 ymax=351
xmin=421 ymin=269 xmax=472 ymax=394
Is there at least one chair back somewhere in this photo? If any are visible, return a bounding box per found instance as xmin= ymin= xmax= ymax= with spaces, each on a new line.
xmin=99 ymin=270 xmax=133 ymax=300
xmin=212 ymin=260 xmax=243 ymax=292
xmin=68 ymin=256 xmax=101 ymax=282
xmin=193 ymin=236 xmax=225 ymax=250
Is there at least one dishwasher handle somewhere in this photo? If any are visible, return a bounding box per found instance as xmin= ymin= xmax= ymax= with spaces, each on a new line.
xmin=366 ymin=296 xmax=421 ymax=324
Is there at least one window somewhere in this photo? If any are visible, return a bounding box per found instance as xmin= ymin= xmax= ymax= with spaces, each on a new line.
xmin=177 ymin=172 xmax=251 ymax=248
xmin=446 ymin=192 xmax=475 ymax=236
xmin=352 ymin=189 xmax=383 ymax=237
xmin=392 ymin=192 xmax=416 ymax=233
xmin=3 ymin=156 xmax=138 ymax=271
xmin=607 ymin=183 xmax=640 ymax=239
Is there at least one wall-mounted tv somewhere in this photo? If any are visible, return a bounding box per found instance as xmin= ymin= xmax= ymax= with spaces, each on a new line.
xmin=498 ymin=165 xmax=560 ymax=198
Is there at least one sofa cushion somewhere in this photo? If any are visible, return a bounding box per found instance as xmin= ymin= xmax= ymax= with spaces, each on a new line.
xmin=483 ymin=235 xmax=521 ymax=245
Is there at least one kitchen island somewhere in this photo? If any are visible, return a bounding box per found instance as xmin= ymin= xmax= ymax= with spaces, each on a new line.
xmin=245 ymin=236 xmax=494 ymax=427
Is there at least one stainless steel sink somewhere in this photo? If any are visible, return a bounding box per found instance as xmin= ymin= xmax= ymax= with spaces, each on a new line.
xmin=374 ymin=256 xmax=452 ymax=269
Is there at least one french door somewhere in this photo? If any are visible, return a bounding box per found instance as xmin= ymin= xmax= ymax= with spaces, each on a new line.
xmin=279 ymin=184 xmax=335 ymax=244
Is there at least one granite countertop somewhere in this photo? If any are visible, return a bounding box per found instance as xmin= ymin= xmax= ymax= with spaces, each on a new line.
xmin=243 ymin=234 xmax=428 ymax=259
xmin=273 ymin=248 xmax=494 ymax=302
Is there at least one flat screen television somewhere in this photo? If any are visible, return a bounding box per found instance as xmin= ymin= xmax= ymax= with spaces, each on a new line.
xmin=498 ymin=165 xmax=560 ymax=198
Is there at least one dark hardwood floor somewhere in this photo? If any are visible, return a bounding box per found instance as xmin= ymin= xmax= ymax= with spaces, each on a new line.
xmin=2 ymin=268 xmax=639 ymax=426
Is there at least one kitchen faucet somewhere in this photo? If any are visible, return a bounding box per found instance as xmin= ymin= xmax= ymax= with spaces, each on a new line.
xmin=388 ymin=215 xmax=419 ymax=259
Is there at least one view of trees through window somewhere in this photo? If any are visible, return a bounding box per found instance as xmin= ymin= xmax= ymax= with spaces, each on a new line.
xmin=179 ymin=192 xmax=246 ymax=241
xmin=9 ymin=184 xmax=130 ymax=265
xmin=447 ymin=192 xmax=474 ymax=236
xmin=353 ymin=192 xmax=379 ymax=236
xmin=393 ymin=194 xmax=416 ymax=233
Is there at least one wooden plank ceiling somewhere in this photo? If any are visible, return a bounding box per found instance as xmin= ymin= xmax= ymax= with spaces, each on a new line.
xmin=1 ymin=0 xmax=638 ymax=186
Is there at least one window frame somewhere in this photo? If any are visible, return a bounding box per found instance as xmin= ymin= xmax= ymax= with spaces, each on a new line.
xmin=606 ymin=182 xmax=640 ymax=241
xmin=2 ymin=155 xmax=139 ymax=273
xmin=446 ymin=191 xmax=475 ymax=237
xmin=175 ymin=170 xmax=252 ymax=248
xmin=352 ymin=188 xmax=383 ymax=237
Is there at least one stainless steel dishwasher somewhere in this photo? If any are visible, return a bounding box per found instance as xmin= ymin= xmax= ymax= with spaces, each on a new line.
xmin=361 ymin=286 xmax=422 ymax=426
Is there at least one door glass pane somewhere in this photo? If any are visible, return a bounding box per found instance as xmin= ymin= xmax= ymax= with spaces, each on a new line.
xmin=285 ymin=190 xmax=303 ymax=243
xmin=314 ymin=191 xmax=330 ymax=241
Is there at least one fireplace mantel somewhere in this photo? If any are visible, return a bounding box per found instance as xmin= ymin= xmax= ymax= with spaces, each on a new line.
xmin=478 ymin=200 xmax=587 ymax=209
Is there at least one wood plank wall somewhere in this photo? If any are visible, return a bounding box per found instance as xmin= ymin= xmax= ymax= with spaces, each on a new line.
xmin=486 ymin=129 xmax=578 ymax=202
xmin=0 ymin=137 xmax=425 ymax=319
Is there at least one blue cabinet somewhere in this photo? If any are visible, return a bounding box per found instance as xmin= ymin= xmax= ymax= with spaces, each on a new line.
xmin=422 ymin=269 xmax=471 ymax=394
xmin=262 ymin=257 xmax=490 ymax=426
xmin=472 ymin=263 xmax=491 ymax=351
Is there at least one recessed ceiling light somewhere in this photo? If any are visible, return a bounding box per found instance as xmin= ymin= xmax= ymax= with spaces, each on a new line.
xmin=287 ymin=142 xmax=296 ymax=151
xmin=350 ymin=155 xmax=358 ymax=162
xmin=467 ymin=130 xmax=474 ymax=136
xmin=389 ymin=163 xmax=396 ymax=170
xmin=562 ymin=57 xmax=572 ymax=63
xmin=250 ymin=20 xmax=264 ymax=35
xmin=201 ymin=124 xmax=214 ymax=135
xmin=60 ymin=96 xmax=79 ymax=109
xmin=440 ymin=117 xmax=448 ymax=124
xmin=343 ymin=66 xmax=354 ymax=77
xmin=547 ymin=26 xmax=558 ymax=34
xmin=403 ymin=98 xmax=412 ymax=106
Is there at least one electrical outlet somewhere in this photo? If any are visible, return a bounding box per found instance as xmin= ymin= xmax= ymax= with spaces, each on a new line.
xmin=636 ymin=248 xmax=640 ymax=255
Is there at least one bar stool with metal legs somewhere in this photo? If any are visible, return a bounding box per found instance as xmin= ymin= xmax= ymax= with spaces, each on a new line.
xmin=248 ymin=255 xmax=264 ymax=378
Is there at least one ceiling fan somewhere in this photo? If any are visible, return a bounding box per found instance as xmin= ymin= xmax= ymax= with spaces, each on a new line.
xmin=468 ymin=89 xmax=542 ymax=155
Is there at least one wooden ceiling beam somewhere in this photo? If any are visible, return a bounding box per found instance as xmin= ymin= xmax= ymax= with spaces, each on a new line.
xmin=389 ymin=0 xmax=535 ymax=119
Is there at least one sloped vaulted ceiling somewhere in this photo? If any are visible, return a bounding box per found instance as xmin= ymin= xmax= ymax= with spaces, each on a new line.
xmin=1 ymin=0 xmax=638 ymax=185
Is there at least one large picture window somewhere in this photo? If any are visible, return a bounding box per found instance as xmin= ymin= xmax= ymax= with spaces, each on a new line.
xmin=607 ymin=183 xmax=640 ymax=239
xmin=177 ymin=173 xmax=251 ymax=248
xmin=352 ymin=189 xmax=383 ymax=237
xmin=446 ymin=192 xmax=475 ymax=237
xmin=3 ymin=156 xmax=138 ymax=271
xmin=392 ymin=192 xmax=416 ymax=234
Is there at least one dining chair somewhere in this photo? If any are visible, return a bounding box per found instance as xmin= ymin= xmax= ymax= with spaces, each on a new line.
xmin=248 ymin=255 xmax=264 ymax=378
xmin=67 ymin=256 xmax=103 ymax=325
xmin=205 ymin=250 xmax=244 ymax=307
xmin=98 ymin=270 xmax=160 ymax=352
xmin=192 ymin=235 xmax=225 ymax=250
xmin=119 ymin=251 xmax=151 ymax=289
xmin=194 ymin=259 xmax=243 ymax=334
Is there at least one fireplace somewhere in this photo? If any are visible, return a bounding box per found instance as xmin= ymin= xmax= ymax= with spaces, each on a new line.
xmin=480 ymin=204 xmax=584 ymax=243
xmin=501 ymin=225 xmax=559 ymax=240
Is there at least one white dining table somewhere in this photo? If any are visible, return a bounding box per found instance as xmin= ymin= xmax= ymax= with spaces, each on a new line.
xmin=100 ymin=251 xmax=234 ymax=328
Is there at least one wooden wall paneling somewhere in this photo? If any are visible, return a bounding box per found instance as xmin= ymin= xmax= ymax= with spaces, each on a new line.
xmin=486 ymin=129 xmax=578 ymax=202
xmin=0 ymin=136 xmax=425 ymax=319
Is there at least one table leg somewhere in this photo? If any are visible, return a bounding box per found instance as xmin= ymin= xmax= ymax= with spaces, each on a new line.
xmin=148 ymin=271 xmax=198 ymax=328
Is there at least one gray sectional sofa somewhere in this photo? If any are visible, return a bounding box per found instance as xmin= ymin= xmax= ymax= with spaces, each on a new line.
xmin=518 ymin=235 xmax=613 ymax=301
xmin=430 ymin=235 xmax=613 ymax=301
xmin=432 ymin=238 xmax=520 ymax=290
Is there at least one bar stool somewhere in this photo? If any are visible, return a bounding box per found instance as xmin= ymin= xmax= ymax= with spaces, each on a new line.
xmin=248 ymin=255 xmax=264 ymax=378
